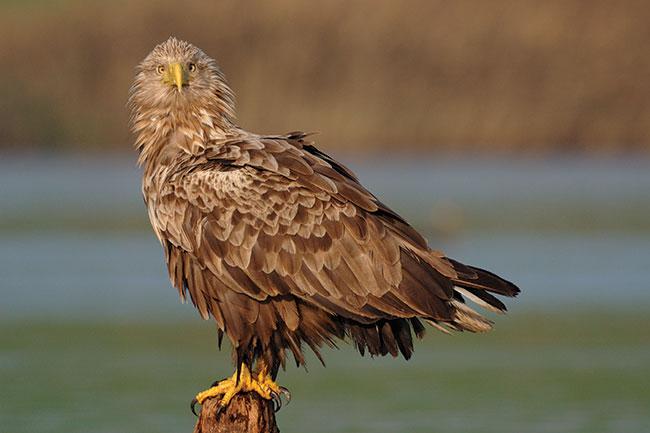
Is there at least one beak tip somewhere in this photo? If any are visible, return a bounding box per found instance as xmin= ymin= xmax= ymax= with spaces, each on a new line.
xmin=168 ymin=61 xmax=188 ymax=92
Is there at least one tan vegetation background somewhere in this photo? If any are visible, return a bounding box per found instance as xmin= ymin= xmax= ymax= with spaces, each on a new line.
xmin=1 ymin=0 xmax=648 ymax=154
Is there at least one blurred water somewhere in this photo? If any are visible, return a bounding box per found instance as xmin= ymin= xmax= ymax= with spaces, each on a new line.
xmin=1 ymin=155 xmax=649 ymax=318
xmin=1 ymin=230 xmax=650 ymax=321
xmin=3 ymin=154 xmax=650 ymax=231
xmin=1 ymin=155 xmax=649 ymax=433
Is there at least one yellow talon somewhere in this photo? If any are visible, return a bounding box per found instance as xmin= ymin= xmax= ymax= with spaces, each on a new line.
xmin=192 ymin=361 xmax=288 ymax=415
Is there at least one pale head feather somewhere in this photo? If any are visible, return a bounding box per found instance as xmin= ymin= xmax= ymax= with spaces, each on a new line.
xmin=128 ymin=37 xmax=236 ymax=165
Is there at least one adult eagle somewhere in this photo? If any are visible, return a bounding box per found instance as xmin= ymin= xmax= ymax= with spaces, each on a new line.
xmin=129 ymin=37 xmax=520 ymax=415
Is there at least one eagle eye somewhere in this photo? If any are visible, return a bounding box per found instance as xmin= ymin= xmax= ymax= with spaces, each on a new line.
xmin=188 ymin=63 xmax=197 ymax=72
xmin=156 ymin=65 xmax=165 ymax=75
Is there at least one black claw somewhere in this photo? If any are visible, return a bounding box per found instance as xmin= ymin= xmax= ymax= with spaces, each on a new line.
xmin=216 ymin=404 xmax=225 ymax=418
xmin=191 ymin=378 xmax=226 ymax=417
xmin=270 ymin=390 xmax=282 ymax=412
xmin=190 ymin=398 xmax=200 ymax=417
xmin=210 ymin=378 xmax=226 ymax=387
xmin=279 ymin=386 xmax=291 ymax=406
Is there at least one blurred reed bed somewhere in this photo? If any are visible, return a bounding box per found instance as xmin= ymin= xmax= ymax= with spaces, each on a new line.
xmin=1 ymin=0 xmax=648 ymax=153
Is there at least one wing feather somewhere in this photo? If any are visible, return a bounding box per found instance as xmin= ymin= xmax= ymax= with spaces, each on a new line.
xmin=150 ymin=132 xmax=518 ymax=351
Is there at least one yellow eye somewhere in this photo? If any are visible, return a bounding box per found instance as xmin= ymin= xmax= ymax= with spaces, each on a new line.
xmin=188 ymin=63 xmax=196 ymax=72
xmin=156 ymin=65 xmax=165 ymax=75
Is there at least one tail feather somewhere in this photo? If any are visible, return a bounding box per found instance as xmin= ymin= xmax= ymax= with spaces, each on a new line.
xmin=450 ymin=299 xmax=495 ymax=332
xmin=424 ymin=318 xmax=454 ymax=335
xmin=440 ymin=260 xmax=521 ymax=333
xmin=454 ymin=286 xmax=505 ymax=314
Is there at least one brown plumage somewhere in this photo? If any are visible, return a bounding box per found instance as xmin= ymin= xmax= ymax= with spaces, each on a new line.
xmin=129 ymin=37 xmax=520 ymax=378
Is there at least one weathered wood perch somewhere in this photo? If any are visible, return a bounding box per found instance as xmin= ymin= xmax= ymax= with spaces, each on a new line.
xmin=193 ymin=393 xmax=279 ymax=433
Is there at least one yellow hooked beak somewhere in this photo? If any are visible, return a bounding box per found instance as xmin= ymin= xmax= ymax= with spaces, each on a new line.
xmin=162 ymin=61 xmax=190 ymax=91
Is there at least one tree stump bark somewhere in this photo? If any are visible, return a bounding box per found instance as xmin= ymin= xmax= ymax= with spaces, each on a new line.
xmin=193 ymin=393 xmax=279 ymax=433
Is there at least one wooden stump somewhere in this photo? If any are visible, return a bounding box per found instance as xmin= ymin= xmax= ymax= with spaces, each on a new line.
xmin=193 ymin=393 xmax=279 ymax=433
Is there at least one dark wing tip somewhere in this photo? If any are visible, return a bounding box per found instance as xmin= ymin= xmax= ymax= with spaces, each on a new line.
xmin=448 ymin=258 xmax=520 ymax=298
xmin=466 ymin=265 xmax=521 ymax=298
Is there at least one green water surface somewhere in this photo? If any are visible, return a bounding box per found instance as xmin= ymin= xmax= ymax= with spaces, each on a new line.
xmin=2 ymin=310 xmax=649 ymax=433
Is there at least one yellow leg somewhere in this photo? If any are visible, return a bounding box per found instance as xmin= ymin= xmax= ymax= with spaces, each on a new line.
xmin=191 ymin=361 xmax=290 ymax=416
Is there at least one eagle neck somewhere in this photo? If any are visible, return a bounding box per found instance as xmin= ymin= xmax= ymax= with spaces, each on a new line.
xmin=135 ymin=103 xmax=235 ymax=172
